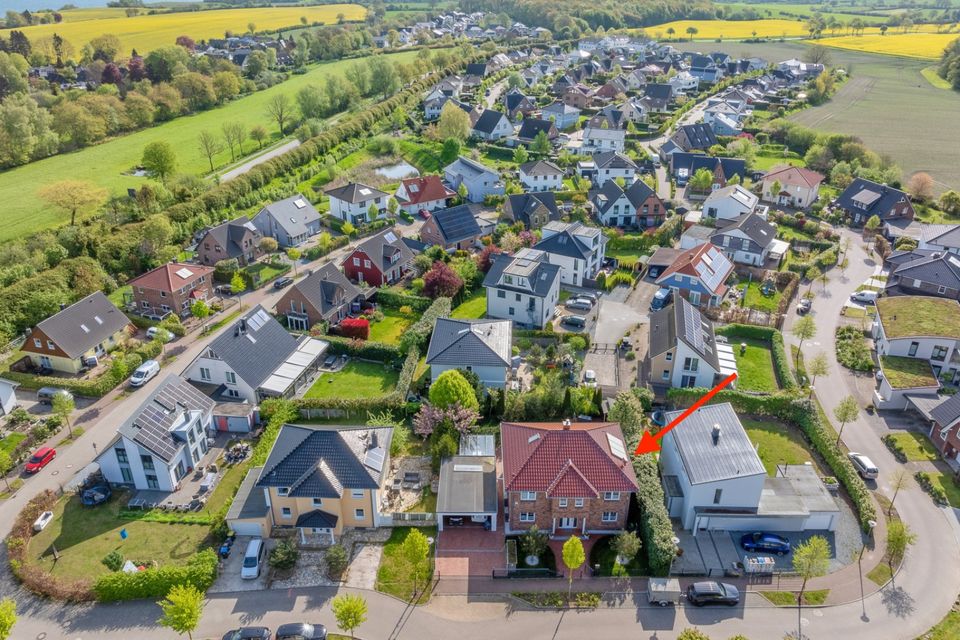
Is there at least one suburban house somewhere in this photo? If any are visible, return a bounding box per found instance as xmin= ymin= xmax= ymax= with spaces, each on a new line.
xmin=589 ymin=151 xmax=638 ymax=187
xmin=420 ymin=204 xmax=483 ymax=251
xmin=703 ymin=184 xmax=762 ymax=220
xmin=591 ymin=179 xmax=666 ymax=228
xmin=275 ymin=262 xmax=362 ymax=331
xmin=197 ymin=217 xmax=263 ymax=267
xmin=426 ymin=318 xmax=512 ymax=388
xmin=760 ymin=166 xmax=824 ymax=210
xmin=183 ymin=305 xmax=328 ymax=404
xmin=662 ymin=123 xmax=718 ymax=156
xmin=504 ymin=88 xmax=536 ymax=119
xmin=642 ymin=83 xmax=674 ymax=112
xmin=21 ymin=292 xmax=131 ymax=374
xmin=669 ymin=70 xmax=699 ymax=93
xmin=342 ymin=228 xmax=415 ymax=286
xmin=251 ymin=195 xmax=321 ymax=248
xmin=541 ymin=101 xmax=580 ymax=130
xmin=660 ymin=402 xmax=839 ymax=533
xmin=436 ymin=435 xmax=498 ymax=531
xmin=919 ymin=224 xmax=960 ymax=255
xmin=562 ymin=84 xmax=593 ymax=109
xmin=500 ymin=420 xmax=640 ymax=537
xmin=645 ymin=297 xmax=733 ymax=390
xmin=443 ymin=156 xmax=505 ymax=203
xmin=127 ymin=263 xmax=214 ymax=321
xmin=580 ymin=127 xmax=626 ymax=153
xmin=519 ymin=160 xmax=564 ymax=192
xmin=504 ymin=192 xmax=561 ymax=230
xmin=872 ymin=296 xmax=960 ymax=408
xmin=517 ymin=118 xmax=559 ymax=146
xmin=908 ymin=393 xmax=960 ymax=459
xmin=655 ymin=243 xmax=734 ymax=308
xmin=671 ymin=153 xmax=747 ymax=189
xmin=394 ymin=175 xmax=456 ymax=215
xmin=710 ymin=113 xmax=743 ymax=137
xmin=534 ymin=221 xmax=606 ymax=286
xmin=96 ymin=374 xmax=214 ymax=492
xmin=251 ymin=423 xmax=392 ymax=544
xmin=711 ymin=213 xmax=786 ymax=267
xmin=689 ymin=55 xmax=723 ymax=83
xmin=835 ymin=178 xmax=915 ymax=226
xmin=483 ymin=249 xmax=561 ymax=329
xmin=471 ymin=109 xmax=514 ymax=141
xmin=325 ymin=183 xmax=389 ymax=226
xmin=0 ymin=379 xmax=18 ymax=416
xmin=884 ymin=249 xmax=960 ymax=301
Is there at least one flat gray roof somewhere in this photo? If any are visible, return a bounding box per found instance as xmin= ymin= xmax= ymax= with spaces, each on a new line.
xmin=226 ymin=467 xmax=269 ymax=521
xmin=436 ymin=455 xmax=497 ymax=515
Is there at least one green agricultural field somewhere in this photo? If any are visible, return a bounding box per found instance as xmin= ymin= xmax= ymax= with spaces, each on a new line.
xmin=0 ymin=50 xmax=420 ymax=244
xmin=669 ymin=40 xmax=960 ymax=195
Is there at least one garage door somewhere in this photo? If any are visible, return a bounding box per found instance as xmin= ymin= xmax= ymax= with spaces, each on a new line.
xmin=804 ymin=513 xmax=836 ymax=531
xmin=229 ymin=520 xmax=263 ymax=537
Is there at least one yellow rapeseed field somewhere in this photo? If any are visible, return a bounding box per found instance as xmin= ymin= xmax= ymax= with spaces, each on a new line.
xmin=14 ymin=5 xmax=366 ymax=55
xmin=809 ymin=32 xmax=959 ymax=60
xmin=646 ymin=18 xmax=942 ymax=41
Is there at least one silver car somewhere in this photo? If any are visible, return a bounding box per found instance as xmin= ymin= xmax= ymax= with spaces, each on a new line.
xmin=848 ymin=452 xmax=879 ymax=480
xmin=564 ymin=298 xmax=592 ymax=311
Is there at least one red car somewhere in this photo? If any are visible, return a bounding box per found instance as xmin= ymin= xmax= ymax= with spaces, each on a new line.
xmin=418 ymin=208 xmax=431 ymax=220
xmin=25 ymin=447 xmax=56 ymax=473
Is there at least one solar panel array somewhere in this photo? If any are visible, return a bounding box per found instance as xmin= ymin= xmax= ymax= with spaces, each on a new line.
xmin=694 ymin=247 xmax=730 ymax=292
xmin=364 ymin=446 xmax=386 ymax=473
xmin=175 ymin=267 xmax=194 ymax=279
xmin=247 ymin=308 xmax=271 ymax=332
xmin=437 ymin=207 xmax=480 ymax=242
xmin=130 ymin=379 xmax=211 ymax=462
xmin=606 ymin=433 xmax=627 ymax=461
xmin=384 ymin=231 xmax=398 ymax=244
xmin=682 ymin=300 xmax=707 ymax=355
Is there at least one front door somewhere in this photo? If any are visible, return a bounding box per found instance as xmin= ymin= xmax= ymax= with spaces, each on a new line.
xmin=559 ymin=517 xmax=577 ymax=529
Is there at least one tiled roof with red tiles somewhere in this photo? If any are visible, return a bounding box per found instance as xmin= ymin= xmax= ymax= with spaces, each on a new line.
xmin=655 ymin=243 xmax=733 ymax=297
xmin=763 ymin=165 xmax=824 ymax=189
xmin=396 ymin=175 xmax=456 ymax=206
xmin=127 ymin=263 xmax=214 ymax=293
xmin=501 ymin=422 xmax=639 ymax=494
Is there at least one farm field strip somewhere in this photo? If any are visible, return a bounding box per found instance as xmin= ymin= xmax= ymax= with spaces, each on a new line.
xmin=808 ymin=32 xmax=960 ymax=60
xmin=646 ymin=18 xmax=943 ymax=40
xmin=10 ymin=5 xmax=366 ymax=54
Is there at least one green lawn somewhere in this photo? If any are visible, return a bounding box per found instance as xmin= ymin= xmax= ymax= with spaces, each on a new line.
xmin=27 ymin=492 xmax=212 ymax=580
xmin=731 ymin=338 xmax=778 ymax=392
xmin=451 ymin=291 xmax=487 ymax=319
xmin=368 ymin=309 xmax=415 ymax=344
xmin=243 ymin=261 xmax=290 ymax=288
xmin=396 ymin=137 xmax=445 ymax=174
xmin=880 ymin=356 xmax=939 ymax=390
xmin=205 ymin=459 xmax=253 ymax=513
xmin=777 ymin=224 xmax=817 ymax=242
xmin=304 ymin=360 xmax=399 ymax=400
xmin=925 ymin=471 xmax=960 ymax=508
xmin=0 ymin=432 xmax=26 ymax=456
xmin=761 ymin=590 xmax=829 ymax=606
xmin=885 ymin=431 xmax=939 ymax=462
xmin=406 ymin=486 xmax=437 ymax=513
xmin=922 ymin=609 xmax=960 ymax=640
xmin=921 ymin=66 xmax=953 ymax=90
xmin=867 ymin=562 xmax=893 ymax=586
xmin=107 ymin=285 xmax=131 ymax=308
xmin=591 ymin=534 xmax=648 ymax=577
xmin=753 ymin=154 xmax=806 ymax=171
xmin=376 ymin=526 xmax=436 ymax=603
xmin=739 ymin=280 xmax=782 ymax=313
xmin=0 ymin=50 xmax=419 ymax=243
xmin=743 ymin=419 xmax=817 ymax=476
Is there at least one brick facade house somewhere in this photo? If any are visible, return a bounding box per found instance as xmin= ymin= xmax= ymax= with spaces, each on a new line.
xmin=127 ymin=263 xmax=214 ymax=319
xmin=500 ymin=421 xmax=639 ymax=537
xmin=196 ymin=217 xmax=263 ymax=267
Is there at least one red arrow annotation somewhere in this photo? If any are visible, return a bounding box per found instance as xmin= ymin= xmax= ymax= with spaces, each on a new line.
xmin=633 ymin=372 xmax=738 ymax=455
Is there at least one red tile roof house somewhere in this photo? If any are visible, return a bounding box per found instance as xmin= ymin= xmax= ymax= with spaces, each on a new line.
xmin=394 ymin=175 xmax=456 ymax=216
xmin=500 ymin=421 xmax=639 ymax=539
xmin=341 ymin=227 xmax=415 ymax=286
xmin=127 ymin=263 xmax=214 ymax=320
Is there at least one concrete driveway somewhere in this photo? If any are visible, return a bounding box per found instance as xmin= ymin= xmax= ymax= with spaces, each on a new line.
xmin=208 ymin=539 xmax=272 ymax=594
xmin=593 ymin=298 xmax=644 ymax=347
xmin=343 ymin=544 xmax=383 ymax=589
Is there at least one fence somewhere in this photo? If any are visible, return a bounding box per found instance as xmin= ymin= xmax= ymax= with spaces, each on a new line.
xmin=492 ymin=567 xmax=560 ymax=579
xmin=378 ymin=512 xmax=436 ymax=527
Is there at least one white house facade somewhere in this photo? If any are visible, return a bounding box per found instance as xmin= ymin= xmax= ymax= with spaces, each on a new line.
xmin=483 ymin=249 xmax=561 ymax=329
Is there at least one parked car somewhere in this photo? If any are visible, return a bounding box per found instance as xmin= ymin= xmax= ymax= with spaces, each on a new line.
xmin=37 ymin=387 xmax=72 ymax=405
xmin=241 ymin=538 xmax=265 ymax=579
xmin=577 ymin=291 xmax=599 ymax=304
xmin=25 ymin=447 xmax=56 ymax=473
xmin=740 ymin=532 xmax=791 ymax=555
xmin=273 ymin=276 xmax=294 ymax=290
xmin=215 ymin=284 xmax=233 ymax=295
xmin=418 ymin=208 xmax=431 ymax=220
xmin=583 ymin=370 xmax=597 ymax=387
xmin=797 ymin=298 xmax=812 ymax=314
xmin=850 ymin=290 xmax=879 ymax=304
xmin=650 ymin=287 xmax=673 ymax=311
xmin=275 ymin=623 xmax=327 ymax=640
xmin=221 ymin=628 xmax=271 ymax=640
xmin=686 ymin=581 xmax=740 ymax=607
xmin=564 ymin=298 xmax=592 ymax=311
xmin=848 ymin=451 xmax=879 ymax=480
xmin=130 ymin=359 xmax=161 ymax=388
xmin=146 ymin=326 xmax=173 ymax=342
xmin=561 ymin=315 xmax=587 ymax=329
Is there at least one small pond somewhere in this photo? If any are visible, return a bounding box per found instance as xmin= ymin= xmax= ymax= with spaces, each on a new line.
xmin=375 ymin=161 xmax=419 ymax=180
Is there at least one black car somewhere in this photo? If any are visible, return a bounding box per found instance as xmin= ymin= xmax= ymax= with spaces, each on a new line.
xmin=276 ymin=622 xmax=327 ymax=640
xmin=222 ymin=628 xmax=271 ymax=640
xmin=686 ymin=581 xmax=740 ymax=607
xmin=273 ymin=276 xmax=294 ymax=289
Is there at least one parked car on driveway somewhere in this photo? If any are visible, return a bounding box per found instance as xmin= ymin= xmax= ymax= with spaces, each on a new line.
xmin=273 ymin=276 xmax=294 ymax=289
xmin=583 ymin=370 xmax=597 ymax=387
xmin=848 ymin=452 xmax=879 ymax=480
xmin=686 ymin=581 xmax=740 ymax=606
xmin=241 ymin=538 xmax=265 ymax=579
xmin=275 ymin=623 xmax=327 ymax=640
xmin=850 ymin=290 xmax=878 ymax=304
xmin=37 ymin=387 xmax=72 ymax=405
xmin=221 ymin=628 xmax=271 ymax=640
xmin=797 ymin=298 xmax=812 ymax=314
xmin=146 ymin=326 xmax=173 ymax=342
xmin=565 ymin=298 xmax=592 ymax=311
xmin=130 ymin=359 xmax=160 ymax=388
xmin=740 ymin=532 xmax=791 ymax=555
xmin=650 ymin=287 xmax=672 ymax=311
xmin=25 ymin=447 xmax=56 ymax=473
xmin=561 ymin=315 xmax=587 ymax=329
xmin=577 ymin=291 xmax=599 ymax=304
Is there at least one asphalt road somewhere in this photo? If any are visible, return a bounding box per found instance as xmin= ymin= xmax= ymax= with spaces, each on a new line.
xmin=220 ymin=139 xmax=302 ymax=182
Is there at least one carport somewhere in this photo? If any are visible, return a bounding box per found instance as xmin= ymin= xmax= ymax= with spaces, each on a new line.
xmin=226 ymin=466 xmax=271 ymax=537
xmin=436 ymin=455 xmax=498 ymax=532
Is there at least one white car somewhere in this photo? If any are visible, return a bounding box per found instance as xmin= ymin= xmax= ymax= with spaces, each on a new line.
xmin=146 ymin=327 xmax=173 ymax=342
xmin=848 ymin=452 xmax=879 ymax=480
xmin=583 ymin=370 xmax=597 ymax=387
xmin=130 ymin=360 xmax=161 ymax=387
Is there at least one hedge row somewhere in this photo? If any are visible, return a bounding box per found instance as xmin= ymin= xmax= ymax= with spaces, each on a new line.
xmin=375 ymin=288 xmax=433 ymax=312
xmin=882 ymin=434 xmax=908 ymax=464
xmin=631 ymin=453 xmax=676 ymax=576
xmin=399 ymin=297 xmax=452 ymax=353
xmin=296 ymin=347 xmax=419 ymax=414
xmin=714 ymin=323 xmax=796 ymax=390
xmin=304 ymin=234 xmax=350 ymax=261
xmin=323 ymin=334 xmax=401 ymax=363
xmin=914 ymin=471 xmax=950 ymax=507
xmin=92 ymin=548 xmax=218 ymax=602
xmin=666 ymin=389 xmax=878 ymax=532
xmin=513 ymin=329 xmax=591 ymax=349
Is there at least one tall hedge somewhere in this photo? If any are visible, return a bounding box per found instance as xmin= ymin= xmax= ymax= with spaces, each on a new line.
xmin=398 ymin=297 xmax=452 ymax=354
xmin=323 ymin=334 xmax=401 ymax=363
xmin=632 ymin=453 xmax=676 ymax=576
xmin=92 ymin=548 xmax=218 ymax=602
xmin=666 ymin=389 xmax=877 ymax=531
xmin=714 ymin=323 xmax=796 ymax=390
xmin=376 ymin=289 xmax=433 ymax=311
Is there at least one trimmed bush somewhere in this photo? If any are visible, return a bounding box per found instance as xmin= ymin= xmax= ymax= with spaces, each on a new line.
xmin=93 ymin=548 xmax=218 ymax=602
xmin=339 ymin=317 xmax=370 ymax=340
xmin=376 ymin=288 xmax=433 ymax=311
xmin=398 ymin=297 xmax=451 ymax=354
xmin=914 ymin=471 xmax=948 ymax=506
xmin=882 ymin=435 xmax=908 ymax=463
xmin=323 ymin=335 xmax=401 ymax=363
xmin=836 ymin=326 xmax=874 ymax=372
xmin=632 ymin=453 xmax=675 ymax=576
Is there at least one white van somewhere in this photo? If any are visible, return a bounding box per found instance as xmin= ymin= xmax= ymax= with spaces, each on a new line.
xmin=241 ymin=538 xmax=265 ymax=580
xmin=129 ymin=360 xmax=161 ymax=388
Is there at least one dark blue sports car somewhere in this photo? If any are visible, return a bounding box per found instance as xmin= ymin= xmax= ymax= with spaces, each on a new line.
xmin=740 ymin=532 xmax=791 ymax=555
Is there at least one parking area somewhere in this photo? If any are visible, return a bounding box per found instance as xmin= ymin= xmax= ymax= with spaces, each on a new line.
xmin=343 ymin=543 xmax=383 ymax=589
xmin=583 ymin=350 xmax=618 ymax=388
xmin=436 ymin=522 xmax=506 ymax=577
xmin=594 ymin=298 xmax=644 ymax=344
xmin=208 ymin=536 xmax=272 ymax=593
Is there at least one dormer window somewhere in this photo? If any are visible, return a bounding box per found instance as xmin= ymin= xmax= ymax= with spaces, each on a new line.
xmin=278 ymin=487 xmax=289 ymax=496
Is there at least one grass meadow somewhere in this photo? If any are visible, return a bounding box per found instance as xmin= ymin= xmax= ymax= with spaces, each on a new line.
xmin=16 ymin=5 xmax=367 ymax=55
xmin=0 ymin=49 xmax=419 ymax=243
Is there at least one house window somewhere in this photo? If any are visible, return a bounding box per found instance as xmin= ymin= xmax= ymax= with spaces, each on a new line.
xmin=689 ymin=291 xmax=701 ymax=306
xmin=515 ymin=293 xmax=521 ymax=302
xmin=603 ymin=492 xmax=620 ymax=501
xmin=519 ymin=512 xmax=535 ymax=522
xmin=159 ymin=291 xmax=166 ymax=298
xmin=354 ymin=508 xmax=365 ymax=520
xmin=281 ymin=507 xmax=292 ymax=518
xmin=509 ymin=307 xmax=515 ymax=316
xmin=312 ymin=498 xmax=323 ymax=507
xmin=47 ymin=340 xmax=55 ymax=351
xmin=199 ymin=367 xmax=211 ymax=381
xmin=933 ymin=345 xmax=949 ymax=361
xmin=115 ymin=447 xmax=128 ymax=464
xmin=226 ymin=389 xmax=241 ymax=398
xmin=120 ymin=467 xmax=133 ymax=483
xmin=558 ymin=498 xmax=568 ymax=507
xmin=520 ymin=491 xmax=536 ymax=501
xmin=278 ymin=487 xmax=289 ymax=496
xmin=364 ymin=260 xmax=371 ymax=268
xmin=351 ymin=489 xmax=364 ymax=499
xmin=908 ymin=342 xmax=919 ymax=357
xmin=353 ymin=258 xmax=360 ymax=266
xmin=601 ymin=512 xmax=618 ymax=523
xmin=226 ymin=371 xmax=237 ymax=385
xmin=665 ymin=352 xmax=673 ymax=362
xmin=140 ymin=454 xmax=154 ymax=471
xmin=683 ymin=357 xmax=699 ymax=372
xmin=713 ymin=489 xmax=723 ymax=504
xmin=939 ymin=285 xmax=947 ymax=294
xmin=662 ymin=370 xmax=670 ymax=380
xmin=33 ymin=338 xmax=41 ymax=348
xmin=574 ymin=498 xmax=584 ymax=507
xmin=146 ymin=475 xmax=159 ymax=489
xmin=497 ymin=290 xmax=506 ymax=298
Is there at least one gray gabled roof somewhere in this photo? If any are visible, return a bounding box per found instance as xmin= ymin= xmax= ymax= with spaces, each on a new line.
xmin=34 ymin=291 xmax=129 ymax=359
xmin=473 ymin=109 xmax=509 ymax=134
xmin=520 ymin=159 xmax=563 ymax=177
xmin=922 ymin=224 xmax=960 ymax=250
xmin=663 ymin=402 xmax=766 ymax=485
xmin=713 ymin=212 xmax=776 ymax=248
xmin=203 ymin=216 xmax=260 ymax=261
xmin=226 ymin=466 xmax=269 ymax=521
xmin=506 ymin=192 xmax=560 ymax=227
xmin=534 ymin=228 xmax=592 ymax=259
xmin=931 ymin=393 xmax=960 ymax=427
xmin=892 ymin=251 xmax=960 ymax=289
xmin=256 ymin=424 xmax=393 ymax=497
xmin=117 ymin=374 xmax=214 ymax=462
xmin=426 ymin=318 xmax=512 ymax=368
xmin=445 ymin=155 xmax=497 ymax=180
xmin=353 ymin=227 xmax=415 ymax=273
xmin=483 ymin=249 xmax=561 ymax=298
xmin=593 ymin=150 xmax=638 ymax=170
xmin=648 ymin=297 xmax=721 ymax=371
xmin=255 ymin=195 xmax=321 ymax=238
xmin=289 ymin=262 xmax=361 ymax=318
xmin=324 ymin=182 xmax=389 ymax=204
xmin=205 ymin=305 xmax=300 ymax=389
xmin=836 ymin=178 xmax=911 ymax=218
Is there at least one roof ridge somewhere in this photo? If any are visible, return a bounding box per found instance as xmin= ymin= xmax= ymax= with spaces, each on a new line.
xmin=546 ymin=458 xmax=599 ymax=497
xmin=260 ymin=424 xmax=313 ymax=482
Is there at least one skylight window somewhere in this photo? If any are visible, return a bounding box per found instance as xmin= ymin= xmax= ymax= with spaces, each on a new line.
xmin=175 ymin=267 xmax=194 ymax=279
xmin=80 ymin=324 xmax=89 ymax=333
xmin=293 ymin=198 xmax=306 ymax=209
xmin=607 ymin=433 xmax=627 ymax=461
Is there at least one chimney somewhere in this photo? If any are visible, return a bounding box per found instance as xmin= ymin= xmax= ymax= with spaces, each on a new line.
xmin=370 ymin=432 xmax=378 ymax=449
xmin=562 ymin=418 xmax=571 ymax=430
xmin=712 ymin=423 xmax=721 ymax=445
xmin=236 ymin=319 xmax=246 ymax=336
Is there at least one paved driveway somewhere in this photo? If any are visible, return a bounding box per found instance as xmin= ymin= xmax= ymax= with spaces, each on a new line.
xmin=343 ymin=544 xmax=382 ymax=589
xmin=436 ymin=525 xmax=506 ymax=577
xmin=593 ymin=299 xmax=644 ymax=347
xmin=208 ymin=536 xmax=272 ymax=593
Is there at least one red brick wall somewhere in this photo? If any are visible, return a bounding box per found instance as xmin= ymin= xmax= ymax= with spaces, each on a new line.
xmin=507 ymin=491 xmax=632 ymax=534
xmin=132 ymin=279 xmax=213 ymax=317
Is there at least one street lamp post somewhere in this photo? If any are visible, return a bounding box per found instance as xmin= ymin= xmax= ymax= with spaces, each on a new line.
xmin=858 ymin=519 xmax=878 ymax=619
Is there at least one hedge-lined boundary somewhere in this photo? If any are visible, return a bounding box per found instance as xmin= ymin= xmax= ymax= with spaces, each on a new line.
xmin=914 ymin=471 xmax=950 ymax=507
xmin=92 ymin=548 xmax=218 ymax=602
xmin=631 ymin=453 xmax=676 ymax=576
xmin=297 ymin=347 xmax=419 ymax=415
xmin=714 ymin=323 xmax=796 ymax=390
xmin=666 ymin=389 xmax=877 ymax=531
xmin=324 ymin=334 xmax=402 ymax=363
xmin=513 ymin=329 xmax=591 ymax=349
xmin=399 ymin=297 xmax=452 ymax=353
xmin=375 ymin=289 xmax=433 ymax=312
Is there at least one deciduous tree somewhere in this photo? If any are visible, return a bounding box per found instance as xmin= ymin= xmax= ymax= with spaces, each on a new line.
xmin=331 ymin=593 xmax=367 ymax=639
xmin=562 ymin=535 xmax=586 ymax=597
xmin=37 ymin=179 xmax=106 ymax=226
xmin=142 ymin=140 xmax=176 ymax=181
xmin=423 ymin=260 xmax=463 ymax=299
xmin=197 ymin=130 xmax=223 ymax=172
xmin=793 ymin=535 xmax=830 ymax=638
xmin=52 ymin=390 xmax=75 ymax=437
xmin=429 ymin=370 xmax=479 ymax=412
xmin=833 ymin=395 xmax=859 ymax=445
xmin=401 ymin=528 xmax=431 ymax=595
xmin=249 ymin=124 xmax=268 ymax=149
xmin=156 ymin=584 xmax=204 ymax=640
xmin=190 ymin=299 xmax=211 ymax=333
xmin=791 ymin=316 xmax=816 ymax=366
xmin=886 ymin=520 xmax=917 ymax=574
xmin=437 ymin=101 xmax=470 ymax=141
xmin=0 ymin=598 xmax=15 ymax=640
xmin=265 ymin=93 xmax=294 ymax=135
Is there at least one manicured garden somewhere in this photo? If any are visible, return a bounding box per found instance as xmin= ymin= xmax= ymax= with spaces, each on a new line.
xmin=0 ymin=432 xmax=26 ymax=456
xmin=742 ymin=418 xmax=818 ymax=476
xmin=591 ymin=534 xmax=648 ymax=577
xmin=730 ymin=339 xmax=778 ymax=392
xmin=450 ymin=290 xmax=487 ymax=319
xmin=242 ymin=260 xmax=291 ymax=287
xmin=917 ymin=470 xmax=960 ymax=508
xmin=738 ymin=280 xmax=782 ymax=314
xmin=375 ymin=526 xmax=436 ymax=603
xmin=304 ymin=361 xmax=399 ymax=400
xmin=883 ymin=431 xmax=938 ymax=462
xmin=368 ymin=309 xmax=415 ymax=344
